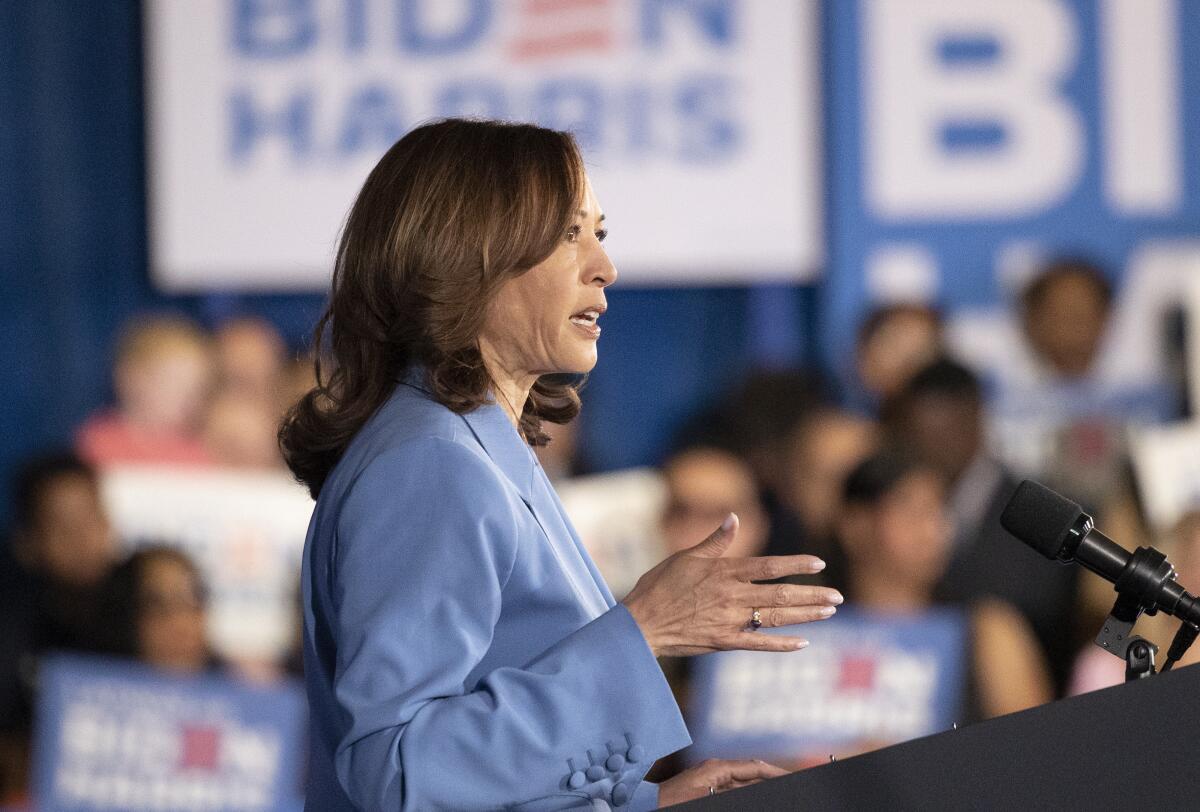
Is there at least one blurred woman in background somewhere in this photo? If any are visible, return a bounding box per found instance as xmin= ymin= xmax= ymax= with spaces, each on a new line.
xmin=837 ymin=449 xmax=1053 ymax=721
xmin=100 ymin=546 xmax=215 ymax=674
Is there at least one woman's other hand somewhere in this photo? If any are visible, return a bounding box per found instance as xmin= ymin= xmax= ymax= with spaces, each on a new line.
xmin=657 ymin=758 xmax=789 ymax=805
xmin=622 ymin=514 xmax=842 ymax=657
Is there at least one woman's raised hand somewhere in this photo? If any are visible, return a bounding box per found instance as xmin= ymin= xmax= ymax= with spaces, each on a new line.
xmin=621 ymin=514 xmax=842 ymax=657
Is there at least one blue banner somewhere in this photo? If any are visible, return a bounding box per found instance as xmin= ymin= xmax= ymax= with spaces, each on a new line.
xmin=33 ymin=654 xmax=306 ymax=812
xmin=685 ymin=607 xmax=969 ymax=764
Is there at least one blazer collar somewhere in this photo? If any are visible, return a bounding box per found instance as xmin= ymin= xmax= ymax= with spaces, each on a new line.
xmin=399 ymin=365 xmax=537 ymax=502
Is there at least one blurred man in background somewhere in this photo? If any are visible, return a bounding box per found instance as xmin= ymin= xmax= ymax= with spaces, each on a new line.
xmin=883 ymin=358 xmax=1078 ymax=693
xmin=213 ymin=317 xmax=286 ymax=407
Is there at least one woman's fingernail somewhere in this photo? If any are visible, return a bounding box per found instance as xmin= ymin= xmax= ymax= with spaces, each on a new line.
xmin=829 ymin=591 xmax=844 ymax=605
xmin=811 ymin=559 xmax=826 ymax=572
xmin=819 ymin=606 xmax=837 ymax=618
xmin=721 ymin=513 xmax=736 ymax=532
xmin=793 ymin=639 xmax=809 ymax=650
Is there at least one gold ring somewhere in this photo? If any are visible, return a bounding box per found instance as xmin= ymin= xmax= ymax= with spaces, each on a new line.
xmin=750 ymin=609 xmax=762 ymax=630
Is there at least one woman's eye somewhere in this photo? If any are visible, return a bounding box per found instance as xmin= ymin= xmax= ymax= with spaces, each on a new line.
xmin=565 ymin=225 xmax=582 ymax=243
xmin=595 ymin=228 xmax=608 ymax=243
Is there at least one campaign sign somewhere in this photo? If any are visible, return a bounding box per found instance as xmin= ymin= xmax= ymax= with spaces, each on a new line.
xmin=33 ymin=654 xmax=306 ymax=812
xmin=824 ymin=0 xmax=1200 ymax=390
xmin=686 ymin=607 xmax=968 ymax=763
xmin=145 ymin=0 xmax=822 ymax=290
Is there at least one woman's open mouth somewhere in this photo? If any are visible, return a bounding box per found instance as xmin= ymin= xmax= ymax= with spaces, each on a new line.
xmin=569 ymin=308 xmax=602 ymax=338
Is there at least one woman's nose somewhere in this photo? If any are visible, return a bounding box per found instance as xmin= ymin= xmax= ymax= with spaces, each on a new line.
xmin=588 ymin=244 xmax=618 ymax=287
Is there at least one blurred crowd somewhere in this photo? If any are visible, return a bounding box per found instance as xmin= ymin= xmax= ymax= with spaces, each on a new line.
xmin=4 ymin=256 xmax=1200 ymax=805
xmin=0 ymin=315 xmax=313 ymax=807
xmin=544 ymin=256 xmax=1200 ymax=777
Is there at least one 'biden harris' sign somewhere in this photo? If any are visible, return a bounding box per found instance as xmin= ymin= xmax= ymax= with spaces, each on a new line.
xmin=145 ymin=0 xmax=823 ymax=291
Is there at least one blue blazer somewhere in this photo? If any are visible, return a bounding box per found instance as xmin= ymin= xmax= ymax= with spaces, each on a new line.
xmin=301 ymin=370 xmax=691 ymax=810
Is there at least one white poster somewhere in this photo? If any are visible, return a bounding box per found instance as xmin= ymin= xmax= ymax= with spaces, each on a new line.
xmin=101 ymin=465 xmax=313 ymax=663
xmin=145 ymin=0 xmax=823 ymax=291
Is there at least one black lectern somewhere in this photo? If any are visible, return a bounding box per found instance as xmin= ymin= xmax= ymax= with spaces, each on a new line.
xmin=677 ymin=662 xmax=1200 ymax=810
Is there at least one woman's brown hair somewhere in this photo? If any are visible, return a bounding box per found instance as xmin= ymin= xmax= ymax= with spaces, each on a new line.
xmin=279 ymin=118 xmax=585 ymax=498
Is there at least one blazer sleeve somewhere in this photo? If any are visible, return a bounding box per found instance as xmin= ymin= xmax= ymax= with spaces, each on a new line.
xmin=331 ymin=437 xmax=690 ymax=810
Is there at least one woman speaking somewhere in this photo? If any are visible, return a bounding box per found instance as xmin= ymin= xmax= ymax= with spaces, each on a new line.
xmin=280 ymin=119 xmax=843 ymax=810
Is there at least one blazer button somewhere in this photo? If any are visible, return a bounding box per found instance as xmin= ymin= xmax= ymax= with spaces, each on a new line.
xmin=611 ymin=782 xmax=630 ymax=806
xmin=586 ymin=765 xmax=605 ymax=782
xmin=627 ymin=745 xmax=645 ymax=763
xmin=568 ymin=771 xmax=586 ymax=790
xmin=606 ymin=753 xmax=625 ymax=772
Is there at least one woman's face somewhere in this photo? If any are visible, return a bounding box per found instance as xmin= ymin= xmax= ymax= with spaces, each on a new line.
xmin=137 ymin=556 xmax=209 ymax=674
xmin=479 ymin=176 xmax=617 ymax=379
xmin=873 ymin=471 xmax=952 ymax=587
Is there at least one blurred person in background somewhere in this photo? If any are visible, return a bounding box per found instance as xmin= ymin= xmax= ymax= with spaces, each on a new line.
xmin=680 ymin=449 xmax=1052 ymax=774
xmin=76 ymin=314 xmax=215 ymax=467
xmin=853 ymin=303 xmax=944 ymax=413
xmin=0 ymin=452 xmax=117 ymax=805
xmin=837 ymin=449 xmax=1053 ymax=722
xmin=1020 ymin=259 xmax=1112 ymax=381
xmin=779 ymin=406 xmax=880 ymax=592
xmin=883 ymin=358 xmax=1078 ymax=694
xmin=99 ymin=545 xmax=216 ymax=675
xmin=696 ymin=369 xmax=832 ymax=564
xmin=203 ymin=390 xmax=286 ymax=469
xmin=660 ymin=445 xmax=770 ymax=563
xmin=204 ymin=317 xmax=290 ymax=469
xmin=988 ymin=257 xmax=1175 ymax=514
xmin=214 ymin=316 xmax=286 ymax=405
xmin=711 ymin=369 xmax=831 ymax=505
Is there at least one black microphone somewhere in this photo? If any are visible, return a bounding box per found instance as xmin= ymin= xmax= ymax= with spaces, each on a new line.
xmin=1000 ymin=479 xmax=1200 ymax=628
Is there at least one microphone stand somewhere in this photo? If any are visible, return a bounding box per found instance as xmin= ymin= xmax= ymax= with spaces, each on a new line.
xmin=1095 ymin=592 xmax=1158 ymax=682
xmin=1093 ymin=546 xmax=1199 ymax=681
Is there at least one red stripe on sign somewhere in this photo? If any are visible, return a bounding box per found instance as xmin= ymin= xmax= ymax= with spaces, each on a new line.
xmin=509 ymin=29 xmax=612 ymax=61
xmin=180 ymin=725 xmax=221 ymax=770
xmin=522 ymin=0 xmax=611 ymax=14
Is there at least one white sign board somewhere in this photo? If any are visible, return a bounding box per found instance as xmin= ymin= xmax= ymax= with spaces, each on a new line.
xmin=556 ymin=467 xmax=667 ymax=599
xmin=1130 ymin=421 xmax=1200 ymax=534
xmin=145 ymin=0 xmax=823 ymax=291
xmin=101 ymin=466 xmax=313 ymax=663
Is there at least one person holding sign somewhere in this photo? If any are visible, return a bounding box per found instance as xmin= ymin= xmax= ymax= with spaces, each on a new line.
xmin=279 ymin=119 xmax=843 ymax=810
xmin=835 ymin=450 xmax=1054 ymax=724
xmin=685 ymin=449 xmax=1054 ymax=769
